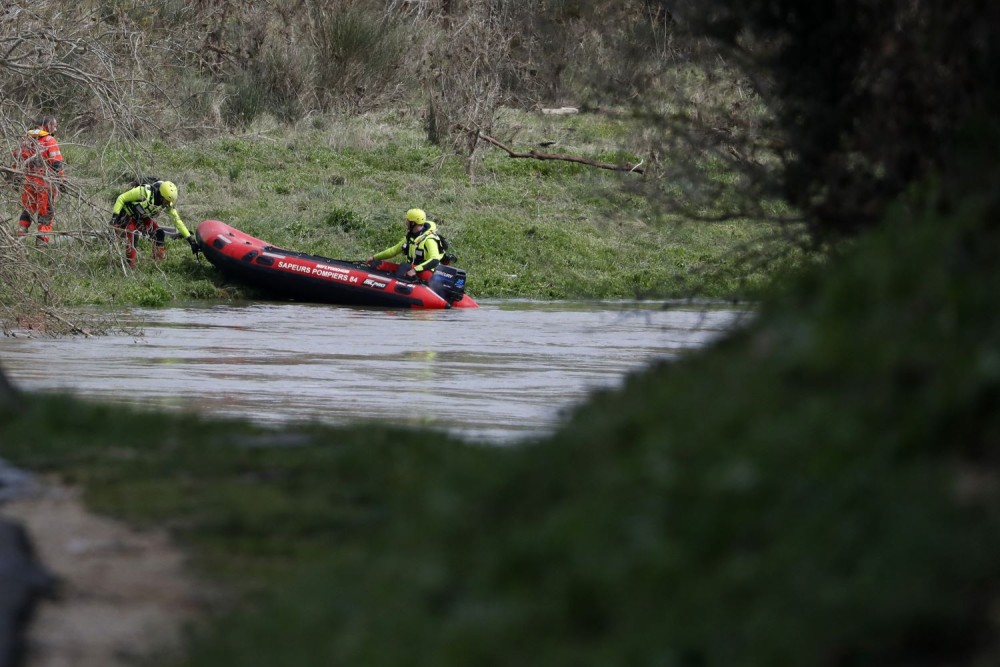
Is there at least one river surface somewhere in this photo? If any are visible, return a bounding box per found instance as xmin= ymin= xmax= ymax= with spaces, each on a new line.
xmin=0 ymin=300 xmax=748 ymax=444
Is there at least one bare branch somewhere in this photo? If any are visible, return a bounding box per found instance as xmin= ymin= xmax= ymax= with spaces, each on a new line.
xmin=472 ymin=129 xmax=645 ymax=174
xmin=0 ymin=3 xmax=205 ymax=335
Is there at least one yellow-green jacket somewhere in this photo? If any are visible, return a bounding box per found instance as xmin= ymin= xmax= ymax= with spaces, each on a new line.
xmin=112 ymin=184 xmax=191 ymax=239
xmin=373 ymin=220 xmax=444 ymax=272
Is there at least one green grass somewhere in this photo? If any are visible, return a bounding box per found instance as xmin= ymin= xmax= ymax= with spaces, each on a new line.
xmin=26 ymin=109 xmax=800 ymax=311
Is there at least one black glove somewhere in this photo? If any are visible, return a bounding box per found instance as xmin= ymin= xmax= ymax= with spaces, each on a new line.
xmin=188 ymin=235 xmax=200 ymax=255
xmin=109 ymin=212 xmax=122 ymax=228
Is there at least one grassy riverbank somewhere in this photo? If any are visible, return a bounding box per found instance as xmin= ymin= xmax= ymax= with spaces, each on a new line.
xmin=3 ymin=165 xmax=999 ymax=665
xmin=39 ymin=108 xmax=798 ymax=311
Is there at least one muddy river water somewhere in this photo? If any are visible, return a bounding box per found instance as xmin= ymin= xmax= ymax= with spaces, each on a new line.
xmin=0 ymin=300 xmax=748 ymax=443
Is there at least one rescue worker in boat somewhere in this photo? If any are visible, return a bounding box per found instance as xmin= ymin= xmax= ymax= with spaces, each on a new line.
xmin=365 ymin=208 xmax=444 ymax=282
xmin=9 ymin=116 xmax=66 ymax=245
xmin=109 ymin=180 xmax=199 ymax=267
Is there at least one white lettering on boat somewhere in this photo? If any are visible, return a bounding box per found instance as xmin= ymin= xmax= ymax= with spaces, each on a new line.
xmin=275 ymin=260 xmax=363 ymax=285
xmin=311 ymin=267 xmax=351 ymax=282
xmin=315 ymin=263 xmax=350 ymax=274
xmin=277 ymin=261 xmax=312 ymax=274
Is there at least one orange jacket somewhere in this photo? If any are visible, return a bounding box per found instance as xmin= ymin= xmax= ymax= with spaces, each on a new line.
xmin=12 ymin=129 xmax=64 ymax=186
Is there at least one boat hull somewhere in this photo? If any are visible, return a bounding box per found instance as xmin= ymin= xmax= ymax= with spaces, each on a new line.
xmin=195 ymin=219 xmax=478 ymax=309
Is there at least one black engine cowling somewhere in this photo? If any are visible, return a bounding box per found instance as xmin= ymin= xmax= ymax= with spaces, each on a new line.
xmin=428 ymin=265 xmax=467 ymax=304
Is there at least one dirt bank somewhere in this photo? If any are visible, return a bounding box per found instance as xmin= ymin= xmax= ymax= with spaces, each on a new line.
xmin=2 ymin=480 xmax=205 ymax=667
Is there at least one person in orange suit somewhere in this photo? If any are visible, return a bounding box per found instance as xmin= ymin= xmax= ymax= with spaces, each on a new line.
xmin=10 ymin=116 xmax=65 ymax=245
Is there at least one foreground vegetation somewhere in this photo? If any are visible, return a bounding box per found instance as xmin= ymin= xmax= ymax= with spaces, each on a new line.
xmin=3 ymin=152 xmax=998 ymax=665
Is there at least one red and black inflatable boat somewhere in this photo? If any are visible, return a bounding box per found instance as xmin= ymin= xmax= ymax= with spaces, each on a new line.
xmin=195 ymin=219 xmax=478 ymax=309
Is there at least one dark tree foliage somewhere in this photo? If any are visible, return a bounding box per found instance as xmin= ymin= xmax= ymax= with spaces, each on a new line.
xmin=671 ymin=0 xmax=1000 ymax=238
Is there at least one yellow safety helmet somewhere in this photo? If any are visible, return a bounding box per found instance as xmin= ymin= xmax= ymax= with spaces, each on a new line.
xmin=159 ymin=181 xmax=179 ymax=204
xmin=405 ymin=208 xmax=426 ymax=225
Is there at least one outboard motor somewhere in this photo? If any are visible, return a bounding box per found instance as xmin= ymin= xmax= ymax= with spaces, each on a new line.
xmin=428 ymin=265 xmax=467 ymax=304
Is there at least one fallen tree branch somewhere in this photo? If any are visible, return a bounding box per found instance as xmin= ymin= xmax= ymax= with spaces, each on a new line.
xmin=471 ymin=129 xmax=645 ymax=174
xmin=40 ymin=308 xmax=92 ymax=338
